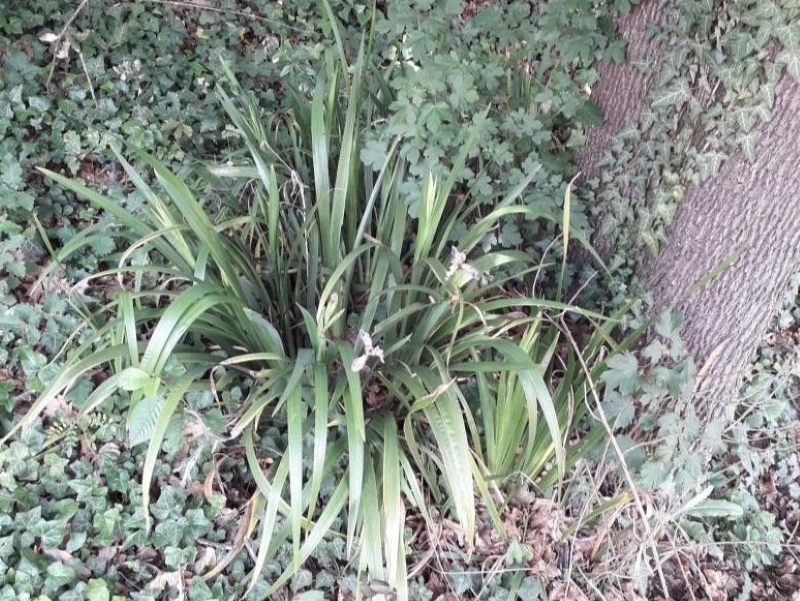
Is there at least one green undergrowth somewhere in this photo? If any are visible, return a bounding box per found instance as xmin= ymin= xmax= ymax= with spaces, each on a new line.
xmin=1 ymin=0 xmax=324 ymax=429
xmin=8 ymin=1 xmax=789 ymax=600
xmin=700 ymin=274 xmax=800 ymax=598
xmin=0 ymin=0 xmax=637 ymax=420
xmin=0 ymin=0 xmax=649 ymax=595
xmin=0 ymin=394 xmax=356 ymax=601
xmin=7 ymin=22 xmax=629 ymax=591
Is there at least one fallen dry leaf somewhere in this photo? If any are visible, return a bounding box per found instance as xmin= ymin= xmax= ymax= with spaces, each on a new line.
xmin=192 ymin=546 xmax=217 ymax=575
xmin=550 ymin=579 xmax=590 ymax=601
xmin=41 ymin=547 xmax=73 ymax=562
xmin=97 ymin=545 xmax=120 ymax=563
xmin=147 ymin=570 xmax=183 ymax=593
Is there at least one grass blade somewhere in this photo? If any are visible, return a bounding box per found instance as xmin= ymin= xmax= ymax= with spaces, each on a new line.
xmin=141 ymin=368 xmax=204 ymax=532
xmin=336 ymin=343 xmax=365 ymax=551
xmin=419 ymin=369 xmax=475 ymax=544
xmin=380 ymin=416 xmax=405 ymax=593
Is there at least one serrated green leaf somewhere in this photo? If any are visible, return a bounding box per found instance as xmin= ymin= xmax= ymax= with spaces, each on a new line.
xmin=574 ymin=99 xmax=603 ymax=126
xmin=360 ymin=137 xmax=388 ymax=171
xmin=63 ymin=130 xmax=81 ymax=155
xmin=600 ymin=352 xmax=642 ymax=395
xmin=0 ymin=155 xmax=23 ymax=190
xmin=638 ymin=461 xmax=669 ymax=489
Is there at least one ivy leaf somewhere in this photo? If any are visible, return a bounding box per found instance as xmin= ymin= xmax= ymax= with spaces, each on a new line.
xmin=651 ymin=80 xmax=691 ymax=108
xmin=16 ymin=506 xmax=42 ymax=531
xmin=777 ymin=25 xmax=800 ymax=80
xmin=153 ymin=519 xmax=183 ymax=547
xmin=724 ymin=31 xmax=756 ymax=61
xmin=46 ymin=561 xmax=78 ymax=588
xmin=64 ymin=130 xmax=81 ymax=155
xmin=0 ymin=535 xmax=13 ymax=559
xmin=85 ymin=579 xmax=111 ymax=601
xmin=732 ymin=106 xmax=756 ymax=133
xmin=184 ymin=508 xmax=212 ymax=539
xmin=754 ymin=99 xmax=772 ymax=122
xmin=31 ymin=519 xmax=68 ymax=547
xmin=777 ymin=47 xmax=800 ymax=80
xmin=447 ymin=568 xmax=477 ymax=595
xmin=695 ymin=151 xmax=726 ymax=181
xmin=738 ymin=132 xmax=758 ymax=163
xmin=94 ymin=507 xmax=122 ymax=546
xmin=66 ymin=531 xmax=87 ymax=554
xmin=67 ymin=477 xmax=96 ymax=502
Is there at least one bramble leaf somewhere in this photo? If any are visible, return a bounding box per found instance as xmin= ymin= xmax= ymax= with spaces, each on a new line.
xmin=601 ymin=352 xmax=642 ymax=395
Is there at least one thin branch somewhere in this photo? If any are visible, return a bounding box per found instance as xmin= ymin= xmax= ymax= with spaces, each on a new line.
xmin=45 ymin=0 xmax=91 ymax=88
xmin=76 ymin=44 xmax=98 ymax=109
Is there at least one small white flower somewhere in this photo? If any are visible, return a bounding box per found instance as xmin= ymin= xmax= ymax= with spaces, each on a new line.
xmin=350 ymin=354 xmax=369 ymax=373
xmin=444 ymin=246 xmax=479 ymax=286
xmin=351 ymin=330 xmax=385 ymax=372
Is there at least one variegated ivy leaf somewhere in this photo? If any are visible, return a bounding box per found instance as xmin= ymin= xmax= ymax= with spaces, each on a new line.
xmin=777 ymin=47 xmax=800 ymax=80
xmin=651 ymin=79 xmax=692 ymax=109
xmin=696 ymin=151 xmax=727 ymax=182
xmin=738 ymin=132 xmax=758 ymax=163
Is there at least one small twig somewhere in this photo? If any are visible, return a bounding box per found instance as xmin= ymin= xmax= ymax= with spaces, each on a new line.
xmin=45 ymin=0 xmax=92 ymax=88
xmin=75 ymin=44 xmax=98 ymax=109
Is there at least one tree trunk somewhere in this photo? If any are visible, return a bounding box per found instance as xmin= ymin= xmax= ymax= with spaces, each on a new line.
xmin=648 ymin=75 xmax=800 ymax=415
xmin=576 ymin=0 xmax=800 ymax=418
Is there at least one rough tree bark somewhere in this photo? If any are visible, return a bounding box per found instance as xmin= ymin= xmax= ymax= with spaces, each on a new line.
xmin=577 ymin=1 xmax=800 ymax=418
